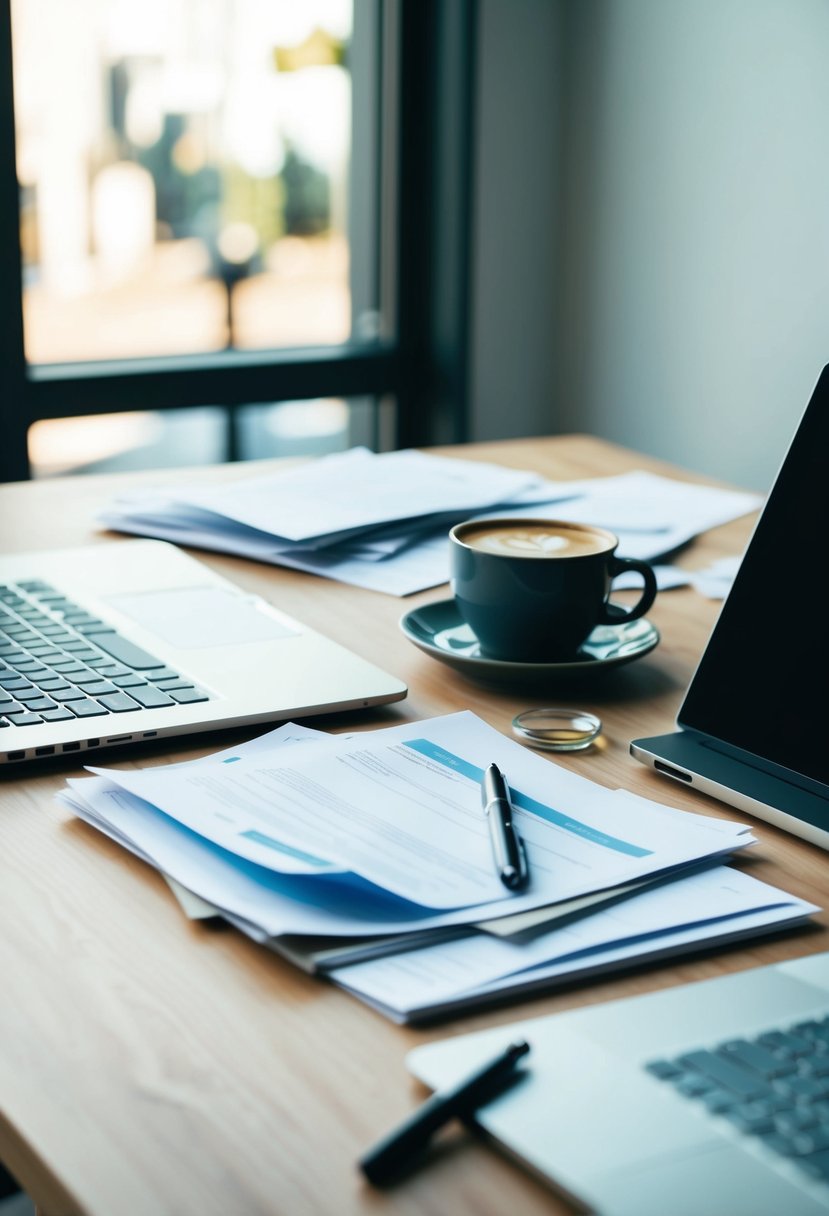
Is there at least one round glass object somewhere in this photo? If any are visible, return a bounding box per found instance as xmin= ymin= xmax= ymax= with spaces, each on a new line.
xmin=512 ymin=707 xmax=602 ymax=752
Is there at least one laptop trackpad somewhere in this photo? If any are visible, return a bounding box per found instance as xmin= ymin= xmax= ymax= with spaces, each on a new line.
xmin=106 ymin=587 xmax=299 ymax=649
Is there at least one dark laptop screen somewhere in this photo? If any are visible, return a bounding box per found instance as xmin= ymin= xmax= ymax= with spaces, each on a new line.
xmin=678 ymin=365 xmax=829 ymax=790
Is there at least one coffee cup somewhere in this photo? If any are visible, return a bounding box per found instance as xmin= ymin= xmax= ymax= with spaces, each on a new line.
xmin=448 ymin=518 xmax=657 ymax=662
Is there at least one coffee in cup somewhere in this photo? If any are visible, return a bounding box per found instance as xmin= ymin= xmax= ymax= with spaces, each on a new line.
xmin=449 ymin=518 xmax=657 ymax=662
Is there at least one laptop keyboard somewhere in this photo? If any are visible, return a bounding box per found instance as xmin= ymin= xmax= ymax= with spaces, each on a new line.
xmin=0 ymin=579 xmax=211 ymax=731
xmin=646 ymin=1013 xmax=829 ymax=1184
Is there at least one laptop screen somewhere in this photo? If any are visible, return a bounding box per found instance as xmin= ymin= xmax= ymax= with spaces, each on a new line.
xmin=678 ymin=365 xmax=829 ymax=791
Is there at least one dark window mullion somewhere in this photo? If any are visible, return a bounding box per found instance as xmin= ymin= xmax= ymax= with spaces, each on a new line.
xmin=0 ymin=0 xmax=28 ymax=482
xmin=25 ymin=343 xmax=400 ymax=418
xmin=393 ymin=0 xmax=477 ymax=450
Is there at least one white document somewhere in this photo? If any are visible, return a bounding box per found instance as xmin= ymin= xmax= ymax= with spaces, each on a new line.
xmin=99 ymin=454 xmax=762 ymax=598
xmin=61 ymin=713 xmax=750 ymax=939
xmin=80 ymin=722 xmax=329 ymax=919
xmin=88 ymin=712 xmax=752 ymax=912
xmin=508 ymin=468 xmax=760 ymax=532
xmin=331 ymin=867 xmax=818 ymax=1022
xmin=164 ymin=448 xmax=544 ymax=541
xmin=263 ymin=470 xmax=760 ymax=594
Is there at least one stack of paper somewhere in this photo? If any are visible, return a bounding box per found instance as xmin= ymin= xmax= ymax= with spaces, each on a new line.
xmin=98 ymin=447 xmax=763 ymax=596
xmin=57 ymin=712 xmax=816 ymax=1023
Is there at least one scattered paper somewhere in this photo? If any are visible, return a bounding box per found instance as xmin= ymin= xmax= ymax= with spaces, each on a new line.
xmin=331 ymin=867 xmax=816 ymax=1021
xmin=99 ymin=449 xmax=762 ymax=597
xmin=56 ymin=712 xmax=817 ymax=1023
xmin=85 ymin=712 xmax=752 ymax=913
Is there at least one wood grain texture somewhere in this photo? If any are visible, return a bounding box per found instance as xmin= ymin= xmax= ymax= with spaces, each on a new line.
xmin=1 ymin=436 xmax=825 ymax=1216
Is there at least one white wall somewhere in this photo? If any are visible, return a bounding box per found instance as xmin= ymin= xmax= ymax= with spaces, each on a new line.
xmin=472 ymin=0 xmax=829 ymax=491
xmin=469 ymin=0 xmax=561 ymax=441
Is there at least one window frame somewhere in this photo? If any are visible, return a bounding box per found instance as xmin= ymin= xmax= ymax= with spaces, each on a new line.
xmin=0 ymin=0 xmax=476 ymax=482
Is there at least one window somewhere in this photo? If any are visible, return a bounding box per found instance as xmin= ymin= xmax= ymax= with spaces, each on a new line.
xmin=15 ymin=0 xmax=361 ymax=364
xmin=0 ymin=1 xmax=476 ymax=481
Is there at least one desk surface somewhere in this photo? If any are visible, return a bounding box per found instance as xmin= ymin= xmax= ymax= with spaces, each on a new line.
xmin=1 ymin=435 xmax=826 ymax=1216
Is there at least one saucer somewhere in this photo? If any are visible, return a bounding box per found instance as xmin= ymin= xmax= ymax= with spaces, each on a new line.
xmin=399 ymin=599 xmax=659 ymax=686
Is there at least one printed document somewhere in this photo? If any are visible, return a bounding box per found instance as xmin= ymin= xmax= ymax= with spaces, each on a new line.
xmin=57 ymin=715 xmax=818 ymax=1023
xmin=332 ymin=866 xmax=816 ymax=1022
xmin=88 ymin=712 xmax=752 ymax=913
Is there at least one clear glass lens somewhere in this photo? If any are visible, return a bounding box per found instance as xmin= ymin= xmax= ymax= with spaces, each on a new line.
xmin=512 ymin=707 xmax=602 ymax=752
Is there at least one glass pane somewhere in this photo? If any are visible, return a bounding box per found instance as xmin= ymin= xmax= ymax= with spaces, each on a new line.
xmin=27 ymin=397 xmax=394 ymax=477
xmin=12 ymin=0 xmax=365 ymax=364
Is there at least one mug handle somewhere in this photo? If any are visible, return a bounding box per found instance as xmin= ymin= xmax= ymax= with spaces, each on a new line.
xmin=598 ymin=556 xmax=657 ymax=625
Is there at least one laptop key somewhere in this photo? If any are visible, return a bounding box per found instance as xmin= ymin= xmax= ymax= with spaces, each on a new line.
xmin=48 ymin=658 xmax=88 ymax=673
xmin=145 ymin=668 xmax=180 ymax=683
xmin=723 ymin=1106 xmax=776 ymax=1135
xmin=675 ymin=1074 xmax=715 ymax=1098
xmin=773 ymin=1075 xmax=829 ymax=1101
xmin=37 ymin=678 xmax=73 ymax=693
xmin=789 ymin=1126 xmax=829 ymax=1156
xmin=18 ymin=665 xmax=51 ymax=681
xmin=69 ymin=651 xmax=108 ymax=665
xmin=83 ymin=631 xmax=166 ymax=670
xmin=9 ymin=658 xmax=46 ymax=673
xmin=71 ymin=671 xmax=113 ymax=687
xmin=39 ymin=707 xmax=77 ymax=722
xmin=799 ymin=1148 xmax=829 ymax=1180
xmin=676 ymin=1051 xmax=770 ymax=1099
xmin=0 ymin=678 xmax=35 ymax=693
xmin=802 ymin=1056 xmax=829 ymax=1077
xmin=4 ymin=712 xmax=43 ymax=726
xmin=89 ymin=663 xmax=131 ymax=679
xmin=40 ymin=630 xmax=77 ymax=644
xmin=15 ymin=696 xmax=57 ymax=712
xmin=168 ymin=686 xmax=209 ymax=704
xmin=759 ymin=1031 xmax=813 ymax=1057
xmin=719 ymin=1039 xmax=795 ymax=1079
xmin=111 ymin=674 xmax=149 ymax=689
xmin=774 ymin=1108 xmax=820 ymax=1135
xmin=701 ymin=1089 xmax=740 ymax=1114
xmin=96 ymin=692 xmax=141 ymax=713
xmin=69 ymin=699 xmax=109 ymax=717
xmin=127 ymin=685 xmax=175 ymax=708
xmin=76 ymin=681 xmax=118 ymax=697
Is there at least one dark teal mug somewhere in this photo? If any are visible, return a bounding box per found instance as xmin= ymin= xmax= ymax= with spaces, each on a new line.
xmin=449 ymin=518 xmax=657 ymax=662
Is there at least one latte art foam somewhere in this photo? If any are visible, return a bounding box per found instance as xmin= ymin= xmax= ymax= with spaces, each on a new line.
xmin=460 ymin=523 xmax=612 ymax=558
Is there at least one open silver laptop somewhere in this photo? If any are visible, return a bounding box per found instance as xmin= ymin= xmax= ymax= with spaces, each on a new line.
xmin=408 ymin=951 xmax=829 ymax=1215
xmin=0 ymin=539 xmax=406 ymax=764
xmin=631 ymin=364 xmax=829 ymax=847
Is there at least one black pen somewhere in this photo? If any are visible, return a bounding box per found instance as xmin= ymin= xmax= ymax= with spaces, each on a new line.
xmin=482 ymin=763 xmax=529 ymax=891
xmin=358 ymin=1039 xmax=530 ymax=1186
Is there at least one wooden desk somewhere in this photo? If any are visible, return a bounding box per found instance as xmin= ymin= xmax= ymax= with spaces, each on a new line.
xmin=1 ymin=436 xmax=826 ymax=1216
